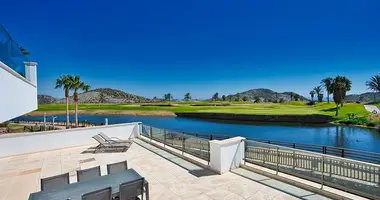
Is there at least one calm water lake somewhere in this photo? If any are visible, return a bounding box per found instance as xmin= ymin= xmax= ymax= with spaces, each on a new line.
xmin=14 ymin=115 xmax=380 ymax=153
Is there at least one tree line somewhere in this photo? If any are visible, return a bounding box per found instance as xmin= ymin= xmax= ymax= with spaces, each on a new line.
xmin=156 ymin=75 xmax=380 ymax=116
xmin=310 ymin=75 xmax=380 ymax=116
xmin=157 ymin=92 xmax=301 ymax=103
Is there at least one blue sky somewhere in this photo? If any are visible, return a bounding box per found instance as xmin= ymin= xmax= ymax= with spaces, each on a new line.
xmin=2 ymin=0 xmax=380 ymax=99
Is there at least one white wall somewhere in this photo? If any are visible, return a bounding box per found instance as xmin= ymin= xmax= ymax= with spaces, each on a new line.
xmin=0 ymin=122 xmax=140 ymax=158
xmin=0 ymin=61 xmax=37 ymax=123
xmin=209 ymin=137 xmax=245 ymax=174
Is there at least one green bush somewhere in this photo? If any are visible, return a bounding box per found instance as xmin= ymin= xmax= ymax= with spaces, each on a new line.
xmin=0 ymin=122 xmax=9 ymax=127
xmin=348 ymin=113 xmax=357 ymax=119
xmin=338 ymin=117 xmax=369 ymax=125
xmin=367 ymin=122 xmax=376 ymax=127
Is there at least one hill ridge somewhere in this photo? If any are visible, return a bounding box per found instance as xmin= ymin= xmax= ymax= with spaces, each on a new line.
xmin=38 ymin=88 xmax=147 ymax=104
xmin=226 ymin=88 xmax=308 ymax=102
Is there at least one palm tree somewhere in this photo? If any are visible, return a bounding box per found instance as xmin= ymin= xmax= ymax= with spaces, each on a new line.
xmin=294 ymin=94 xmax=300 ymax=101
xmin=333 ymin=79 xmax=345 ymax=116
xmin=19 ymin=46 xmax=30 ymax=56
xmin=212 ymin=92 xmax=219 ymax=101
xmin=164 ymin=93 xmax=173 ymax=102
xmin=184 ymin=93 xmax=191 ymax=101
xmin=314 ymin=86 xmax=323 ymax=103
xmin=321 ymin=77 xmax=333 ymax=103
xmin=55 ymin=75 xmax=73 ymax=129
xmin=221 ymin=95 xmax=226 ymax=101
xmin=335 ymin=76 xmax=352 ymax=107
xmin=309 ymin=90 xmax=316 ymax=102
xmin=366 ymin=75 xmax=380 ymax=102
xmin=318 ymin=93 xmax=324 ymax=103
xmin=235 ymin=93 xmax=241 ymax=102
xmin=70 ymin=76 xmax=90 ymax=127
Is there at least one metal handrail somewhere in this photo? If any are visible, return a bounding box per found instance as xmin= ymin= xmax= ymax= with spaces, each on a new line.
xmin=141 ymin=124 xmax=211 ymax=162
xmin=141 ymin=123 xmax=380 ymax=164
xmin=244 ymin=140 xmax=380 ymax=199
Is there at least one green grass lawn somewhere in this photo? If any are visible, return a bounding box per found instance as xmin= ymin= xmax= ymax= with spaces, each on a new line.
xmin=37 ymin=102 xmax=370 ymax=119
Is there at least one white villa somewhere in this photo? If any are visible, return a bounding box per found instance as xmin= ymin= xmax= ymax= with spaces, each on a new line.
xmin=0 ymin=25 xmax=378 ymax=200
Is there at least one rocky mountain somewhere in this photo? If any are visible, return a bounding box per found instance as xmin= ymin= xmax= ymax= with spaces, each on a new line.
xmin=38 ymin=95 xmax=57 ymax=104
xmin=345 ymin=92 xmax=380 ymax=103
xmin=51 ymin=88 xmax=148 ymax=104
xmin=226 ymin=88 xmax=308 ymax=102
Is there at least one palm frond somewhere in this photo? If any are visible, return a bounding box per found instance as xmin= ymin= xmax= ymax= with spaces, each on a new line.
xmin=366 ymin=75 xmax=380 ymax=92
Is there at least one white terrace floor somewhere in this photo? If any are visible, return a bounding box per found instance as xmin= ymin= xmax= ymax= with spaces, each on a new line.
xmin=0 ymin=139 xmax=332 ymax=200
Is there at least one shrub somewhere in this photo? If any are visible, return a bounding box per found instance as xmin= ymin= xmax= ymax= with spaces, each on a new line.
xmin=306 ymin=101 xmax=315 ymax=106
xmin=367 ymin=122 xmax=376 ymax=127
xmin=338 ymin=117 xmax=369 ymax=125
xmin=279 ymin=98 xmax=285 ymax=103
xmin=0 ymin=122 xmax=9 ymax=127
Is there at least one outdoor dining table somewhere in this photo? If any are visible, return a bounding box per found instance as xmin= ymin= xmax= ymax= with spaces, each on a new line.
xmin=29 ymin=168 xmax=149 ymax=200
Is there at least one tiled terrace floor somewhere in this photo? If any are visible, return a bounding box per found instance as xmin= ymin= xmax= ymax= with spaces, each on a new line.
xmin=0 ymin=139 xmax=332 ymax=200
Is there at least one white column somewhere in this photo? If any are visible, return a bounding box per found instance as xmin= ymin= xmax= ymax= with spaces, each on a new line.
xmin=209 ymin=136 xmax=245 ymax=174
xmin=24 ymin=62 xmax=37 ymax=86
xmin=130 ymin=122 xmax=142 ymax=139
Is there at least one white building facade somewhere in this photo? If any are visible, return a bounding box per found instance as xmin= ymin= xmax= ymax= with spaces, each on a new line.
xmin=0 ymin=25 xmax=38 ymax=123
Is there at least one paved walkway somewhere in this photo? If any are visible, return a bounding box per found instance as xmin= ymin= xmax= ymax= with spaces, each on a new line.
xmin=364 ymin=104 xmax=380 ymax=114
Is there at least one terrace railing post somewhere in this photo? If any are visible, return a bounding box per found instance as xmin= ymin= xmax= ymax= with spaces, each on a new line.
xmin=198 ymin=136 xmax=202 ymax=156
xmin=210 ymin=135 xmax=213 ymax=140
xmin=164 ymin=130 xmax=166 ymax=147
xmin=172 ymin=132 xmax=174 ymax=146
xmin=341 ymin=149 xmax=345 ymax=157
xmin=323 ymin=146 xmax=326 ymax=154
xmin=276 ymin=147 xmax=279 ymax=175
xmin=208 ymin=141 xmax=210 ymax=166
xmin=293 ymin=150 xmax=296 ymax=169
xmin=150 ymin=126 xmax=152 ymax=141
xmin=329 ymin=159 xmax=332 ymax=177
xmin=182 ymin=132 xmax=185 ymax=155
xmin=293 ymin=143 xmax=295 ymax=148
xmin=321 ymin=156 xmax=325 ymax=189
xmin=244 ymin=143 xmax=247 ymax=165
xmin=378 ymin=167 xmax=380 ymax=187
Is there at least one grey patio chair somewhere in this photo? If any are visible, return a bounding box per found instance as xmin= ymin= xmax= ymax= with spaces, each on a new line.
xmin=40 ymin=172 xmax=70 ymax=191
xmin=98 ymin=132 xmax=132 ymax=144
xmin=107 ymin=160 xmax=128 ymax=174
xmin=119 ymin=178 xmax=145 ymax=200
xmin=77 ymin=166 xmax=101 ymax=182
xmin=82 ymin=187 xmax=112 ymax=200
xmin=92 ymin=135 xmax=130 ymax=152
